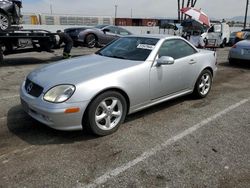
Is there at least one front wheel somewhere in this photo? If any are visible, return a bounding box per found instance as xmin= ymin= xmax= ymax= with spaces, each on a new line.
xmin=86 ymin=91 xmax=127 ymax=136
xmin=193 ymin=70 xmax=212 ymax=98
xmin=85 ymin=34 xmax=97 ymax=48
xmin=0 ymin=13 xmax=10 ymax=31
xmin=228 ymin=58 xmax=236 ymax=65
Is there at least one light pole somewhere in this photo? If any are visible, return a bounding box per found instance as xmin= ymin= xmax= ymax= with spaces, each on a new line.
xmin=114 ymin=4 xmax=118 ymax=25
xmin=244 ymin=0 xmax=249 ymax=29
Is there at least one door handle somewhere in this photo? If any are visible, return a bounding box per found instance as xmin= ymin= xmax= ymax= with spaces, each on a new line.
xmin=189 ymin=59 xmax=197 ymax=64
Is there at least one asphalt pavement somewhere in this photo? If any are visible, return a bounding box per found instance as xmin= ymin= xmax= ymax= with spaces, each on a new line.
xmin=0 ymin=47 xmax=249 ymax=188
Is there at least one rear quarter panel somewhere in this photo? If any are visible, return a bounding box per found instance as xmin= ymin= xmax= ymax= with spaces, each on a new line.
xmin=195 ymin=49 xmax=217 ymax=83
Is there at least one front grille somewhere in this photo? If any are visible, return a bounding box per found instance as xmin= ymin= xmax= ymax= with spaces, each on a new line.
xmin=24 ymin=79 xmax=44 ymax=97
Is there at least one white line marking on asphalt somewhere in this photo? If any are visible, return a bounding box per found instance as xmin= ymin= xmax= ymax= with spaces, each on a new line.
xmin=77 ymin=98 xmax=249 ymax=188
xmin=0 ymin=146 xmax=34 ymax=160
xmin=0 ymin=95 xmax=19 ymax=101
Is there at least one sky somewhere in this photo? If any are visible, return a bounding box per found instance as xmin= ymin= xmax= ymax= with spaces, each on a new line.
xmin=22 ymin=0 xmax=247 ymax=20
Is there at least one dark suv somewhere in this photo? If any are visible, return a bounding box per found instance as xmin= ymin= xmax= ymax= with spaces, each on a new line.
xmin=0 ymin=0 xmax=22 ymax=31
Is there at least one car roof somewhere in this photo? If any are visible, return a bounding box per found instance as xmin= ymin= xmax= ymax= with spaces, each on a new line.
xmin=64 ymin=27 xmax=90 ymax=30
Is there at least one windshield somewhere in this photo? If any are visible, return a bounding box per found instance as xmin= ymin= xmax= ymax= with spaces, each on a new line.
xmin=94 ymin=25 xmax=108 ymax=29
xmin=213 ymin=24 xmax=222 ymax=32
xmin=96 ymin=37 xmax=159 ymax=61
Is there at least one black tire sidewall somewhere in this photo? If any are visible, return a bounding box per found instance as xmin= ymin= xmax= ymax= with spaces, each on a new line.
xmin=87 ymin=91 xmax=127 ymax=136
xmin=85 ymin=34 xmax=96 ymax=48
xmin=229 ymin=58 xmax=235 ymax=65
xmin=193 ymin=70 xmax=212 ymax=98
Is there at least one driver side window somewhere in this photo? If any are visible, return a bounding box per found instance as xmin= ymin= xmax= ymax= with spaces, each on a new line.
xmin=106 ymin=26 xmax=119 ymax=34
xmin=158 ymin=39 xmax=197 ymax=60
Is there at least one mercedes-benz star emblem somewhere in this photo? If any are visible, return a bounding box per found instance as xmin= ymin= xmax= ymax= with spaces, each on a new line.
xmin=26 ymin=83 xmax=33 ymax=93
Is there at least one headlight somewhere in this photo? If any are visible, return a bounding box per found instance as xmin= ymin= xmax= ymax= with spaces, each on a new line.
xmin=44 ymin=85 xmax=75 ymax=103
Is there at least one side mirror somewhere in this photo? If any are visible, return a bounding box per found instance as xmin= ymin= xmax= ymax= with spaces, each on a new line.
xmin=102 ymin=28 xmax=110 ymax=34
xmin=156 ymin=56 xmax=174 ymax=66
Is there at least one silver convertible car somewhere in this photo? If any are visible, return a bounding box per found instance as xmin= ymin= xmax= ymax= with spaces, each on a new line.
xmin=20 ymin=35 xmax=217 ymax=136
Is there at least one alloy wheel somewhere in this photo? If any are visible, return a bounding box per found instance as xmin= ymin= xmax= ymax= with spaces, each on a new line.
xmin=0 ymin=13 xmax=9 ymax=31
xmin=199 ymin=73 xmax=211 ymax=96
xmin=95 ymin=97 xmax=123 ymax=131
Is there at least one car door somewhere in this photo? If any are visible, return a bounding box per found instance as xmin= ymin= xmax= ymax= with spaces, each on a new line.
xmin=102 ymin=26 xmax=120 ymax=44
xmin=206 ymin=24 xmax=223 ymax=46
xmin=150 ymin=39 xmax=199 ymax=100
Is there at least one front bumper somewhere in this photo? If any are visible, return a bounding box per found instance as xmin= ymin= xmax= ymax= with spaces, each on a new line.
xmin=20 ymin=83 xmax=89 ymax=131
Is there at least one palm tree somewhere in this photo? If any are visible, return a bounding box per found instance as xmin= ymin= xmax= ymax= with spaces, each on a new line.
xmin=177 ymin=0 xmax=181 ymax=21
xmin=191 ymin=0 xmax=197 ymax=7
xmin=178 ymin=0 xmax=198 ymax=22
xmin=181 ymin=0 xmax=185 ymax=21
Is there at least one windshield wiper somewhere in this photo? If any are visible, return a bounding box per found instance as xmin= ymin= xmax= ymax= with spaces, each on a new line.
xmin=107 ymin=55 xmax=125 ymax=59
xmin=95 ymin=51 xmax=104 ymax=56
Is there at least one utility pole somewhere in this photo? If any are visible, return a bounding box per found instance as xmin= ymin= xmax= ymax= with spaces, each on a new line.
xmin=50 ymin=0 xmax=53 ymax=15
xmin=244 ymin=0 xmax=249 ymax=29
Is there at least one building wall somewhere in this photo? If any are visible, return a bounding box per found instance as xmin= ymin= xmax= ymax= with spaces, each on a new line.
xmin=22 ymin=14 xmax=114 ymax=26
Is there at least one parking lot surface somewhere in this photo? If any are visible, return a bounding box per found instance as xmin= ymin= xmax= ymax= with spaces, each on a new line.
xmin=0 ymin=47 xmax=249 ymax=188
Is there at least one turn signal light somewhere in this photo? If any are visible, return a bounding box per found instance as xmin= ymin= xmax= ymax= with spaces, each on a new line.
xmin=64 ymin=107 xmax=80 ymax=113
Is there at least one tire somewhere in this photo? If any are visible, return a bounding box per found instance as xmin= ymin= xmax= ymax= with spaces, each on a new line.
xmin=193 ymin=69 xmax=213 ymax=99
xmin=0 ymin=48 xmax=3 ymax=64
xmin=0 ymin=12 xmax=10 ymax=31
xmin=85 ymin=34 xmax=97 ymax=48
xmin=86 ymin=91 xmax=127 ymax=136
xmin=229 ymin=58 xmax=236 ymax=65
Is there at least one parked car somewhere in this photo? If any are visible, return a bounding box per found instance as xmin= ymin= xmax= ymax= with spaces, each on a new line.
xmin=77 ymin=25 xmax=132 ymax=48
xmin=20 ymin=35 xmax=217 ymax=136
xmin=202 ymin=22 xmax=230 ymax=47
xmin=228 ymin=31 xmax=250 ymax=46
xmin=0 ymin=0 xmax=22 ymax=31
xmin=228 ymin=35 xmax=250 ymax=64
xmin=242 ymin=28 xmax=250 ymax=32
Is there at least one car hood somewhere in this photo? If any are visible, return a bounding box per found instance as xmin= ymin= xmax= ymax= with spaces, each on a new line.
xmin=28 ymin=54 xmax=141 ymax=88
xmin=236 ymin=40 xmax=250 ymax=48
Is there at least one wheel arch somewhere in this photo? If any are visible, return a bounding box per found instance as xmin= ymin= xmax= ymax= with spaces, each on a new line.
xmin=203 ymin=66 xmax=213 ymax=77
xmin=84 ymin=33 xmax=98 ymax=43
xmin=0 ymin=8 xmax=8 ymax=16
xmin=192 ymin=66 xmax=214 ymax=90
xmin=82 ymin=87 xmax=130 ymax=126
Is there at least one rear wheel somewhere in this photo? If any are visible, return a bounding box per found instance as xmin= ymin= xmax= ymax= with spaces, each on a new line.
xmin=228 ymin=58 xmax=236 ymax=65
xmin=0 ymin=12 xmax=10 ymax=31
xmin=86 ymin=91 xmax=127 ymax=136
xmin=85 ymin=34 xmax=97 ymax=48
xmin=193 ymin=69 xmax=212 ymax=98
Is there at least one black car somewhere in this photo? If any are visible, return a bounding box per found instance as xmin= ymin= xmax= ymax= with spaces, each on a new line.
xmin=0 ymin=0 xmax=22 ymax=31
